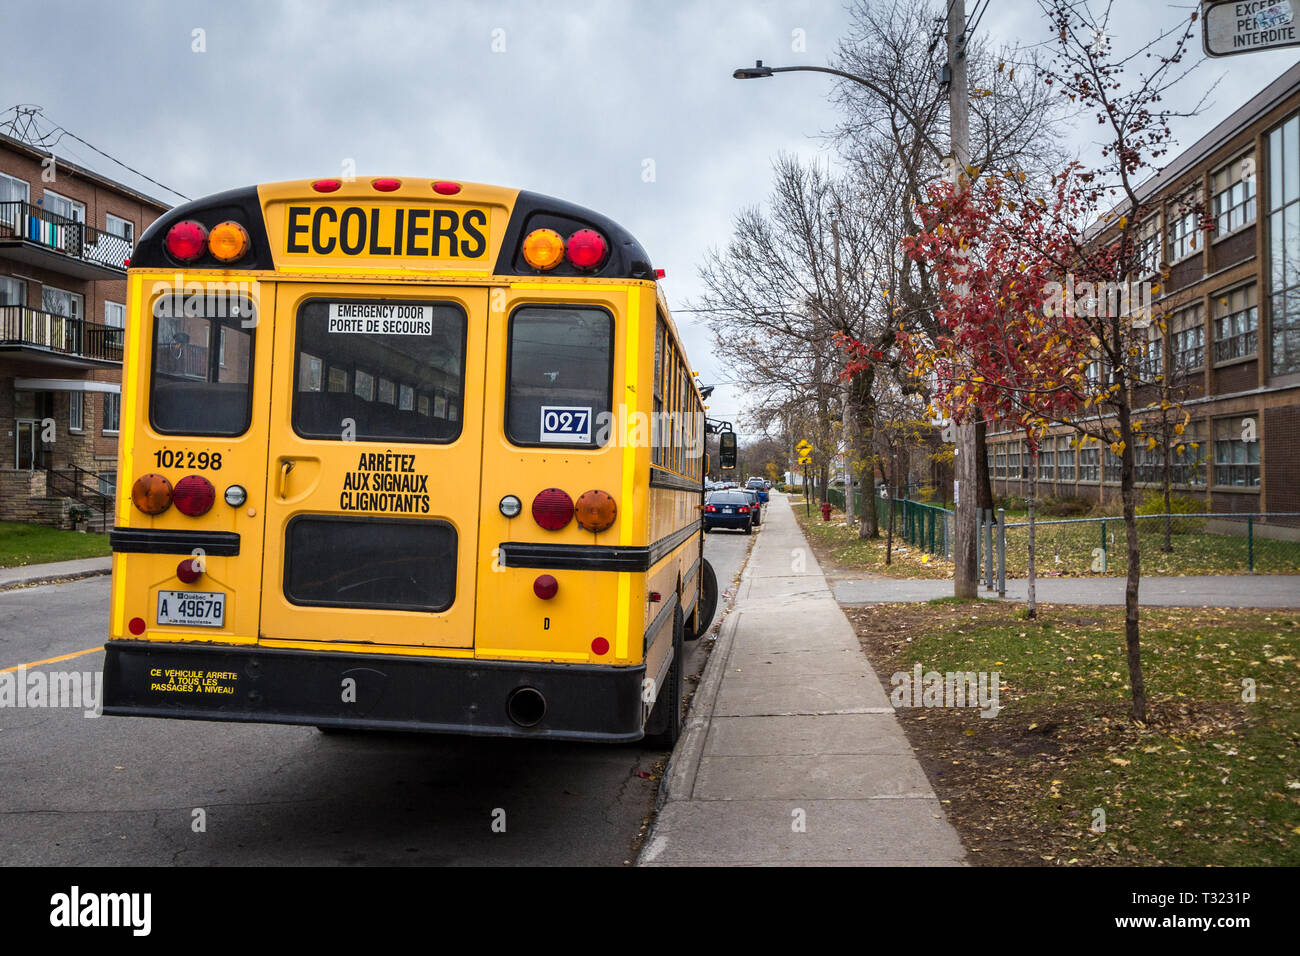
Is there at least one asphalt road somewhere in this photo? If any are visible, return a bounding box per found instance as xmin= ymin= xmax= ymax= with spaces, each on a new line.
xmin=0 ymin=529 xmax=753 ymax=866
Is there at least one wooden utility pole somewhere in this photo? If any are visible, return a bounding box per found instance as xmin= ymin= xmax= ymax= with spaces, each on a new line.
xmin=948 ymin=0 xmax=978 ymax=599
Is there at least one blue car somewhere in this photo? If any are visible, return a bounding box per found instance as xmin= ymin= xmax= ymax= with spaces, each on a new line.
xmin=703 ymin=491 xmax=755 ymax=534
xmin=747 ymin=477 xmax=769 ymax=503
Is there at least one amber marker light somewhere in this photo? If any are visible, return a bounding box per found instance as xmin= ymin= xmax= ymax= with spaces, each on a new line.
xmin=574 ymin=489 xmax=617 ymax=533
xmin=521 ymin=228 xmax=565 ymax=271
xmin=208 ymin=221 xmax=250 ymax=263
xmin=131 ymin=474 xmax=173 ymax=515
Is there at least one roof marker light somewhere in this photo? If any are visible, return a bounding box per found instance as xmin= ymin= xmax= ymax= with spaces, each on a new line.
xmin=432 ymin=181 xmax=462 ymax=195
xmin=312 ymin=179 xmax=342 ymax=192
xmin=371 ymin=178 xmax=402 ymax=192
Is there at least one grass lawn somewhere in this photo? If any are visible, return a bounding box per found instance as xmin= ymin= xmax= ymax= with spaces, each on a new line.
xmin=846 ymin=599 xmax=1300 ymax=866
xmin=794 ymin=504 xmax=955 ymax=580
xmin=0 ymin=521 xmax=111 ymax=568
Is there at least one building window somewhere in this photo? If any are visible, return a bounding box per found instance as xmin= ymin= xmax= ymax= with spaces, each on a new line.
xmin=1136 ymin=216 xmax=1161 ymax=275
xmin=0 ymin=172 xmax=29 ymax=228
xmin=1103 ymin=445 xmax=1122 ymax=484
xmin=994 ymin=445 xmax=1006 ymax=479
xmin=1213 ymin=284 xmax=1258 ymax=363
xmin=1170 ymin=420 xmax=1207 ymax=487
xmin=103 ymin=392 xmax=120 ymax=434
xmin=1212 ymin=153 xmax=1257 ymax=236
xmin=104 ymin=300 xmax=125 ymax=348
xmin=0 ymin=275 xmax=26 ymax=306
xmin=42 ymin=190 xmax=85 ymax=223
xmin=1137 ymin=327 xmax=1163 ymax=381
xmin=69 ymin=393 xmax=83 ymax=432
xmin=1171 ymin=304 xmax=1204 ymax=373
xmin=42 ymin=285 xmax=82 ymax=320
xmin=1167 ymin=193 xmax=1201 ymax=263
xmin=1134 ymin=436 xmax=1162 ymax=484
xmin=105 ymin=213 xmax=134 ymax=243
xmin=1037 ymin=443 xmax=1055 ymax=482
xmin=1078 ymin=445 xmax=1099 ymax=482
xmin=1008 ymin=442 xmax=1022 ymax=480
xmin=1057 ymin=436 xmax=1076 ymax=482
xmin=1268 ymin=112 xmax=1300 ymax=377
xmin=1213 ymin=416 xmax=1260 ymax=488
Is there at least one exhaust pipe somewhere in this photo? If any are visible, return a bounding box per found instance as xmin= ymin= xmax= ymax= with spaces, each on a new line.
xmin=506 ymin=686 xmax=547 ymax=727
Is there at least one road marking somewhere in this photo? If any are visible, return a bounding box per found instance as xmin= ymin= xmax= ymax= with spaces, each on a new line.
xmin=1 ymin=646 xmax=102 ymax=674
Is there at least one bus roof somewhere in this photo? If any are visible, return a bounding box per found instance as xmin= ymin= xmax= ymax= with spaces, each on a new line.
xmin=128 ymin=178 xmax=656 ymax=282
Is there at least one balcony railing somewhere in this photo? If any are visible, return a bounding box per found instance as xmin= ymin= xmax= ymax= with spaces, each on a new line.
xmin=0 ymin=305 xmax=124 ymax=362
xmin=0 ymin=200 xmax=132 ymax=273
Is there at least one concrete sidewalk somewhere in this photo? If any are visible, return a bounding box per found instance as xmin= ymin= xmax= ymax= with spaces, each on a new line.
xmin=638 ymin=494 xmax=966 ymax=866
xmin=0 ymin=556 xmax=112 ymax=591
xmin=832 ymin=573 xmax=1300 ymax=607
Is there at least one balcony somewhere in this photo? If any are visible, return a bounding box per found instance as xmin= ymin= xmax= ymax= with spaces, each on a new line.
xmin=0 ymin=305 xmax=124 ymax=366
xmin=0 ymin=201 xmax=132 ymax=279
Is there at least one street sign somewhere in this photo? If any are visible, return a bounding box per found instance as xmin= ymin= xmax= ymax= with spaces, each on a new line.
xmin=1203 ymin=0 xmax=1299 ymax=57
xmin=797 ymin=455 xmax=812 ymax=465
xmin=796 ymin=440 xmax=812 ymax=451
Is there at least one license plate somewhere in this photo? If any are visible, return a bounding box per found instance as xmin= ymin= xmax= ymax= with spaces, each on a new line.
xmin=157 ymin=590 xmax=225 ymax=628
xmin=723 ymin=507 xmax=735 ymax=513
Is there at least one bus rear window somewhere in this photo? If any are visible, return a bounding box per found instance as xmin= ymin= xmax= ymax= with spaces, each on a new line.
xmin=506 ymin=306 xmax=613 ymax=447
xmin=284 ymin=515 xmax=456 ymax=612
xmin=293 ymin=299 xmax=466 ymax=444
xmin=150 ymin=295 xmax=255 ymax=436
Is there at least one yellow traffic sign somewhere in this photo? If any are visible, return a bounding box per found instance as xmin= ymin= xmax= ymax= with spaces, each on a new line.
xmin=797 ymin=455 xmax=812 ymax=465
xmin=796 ymin=440 xmax=812 ymax=454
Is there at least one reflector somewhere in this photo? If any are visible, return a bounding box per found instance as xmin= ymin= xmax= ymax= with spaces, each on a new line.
xmin=531 ymin=488 xmax=574 ymax=530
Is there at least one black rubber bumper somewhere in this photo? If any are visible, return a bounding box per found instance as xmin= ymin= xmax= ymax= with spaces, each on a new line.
xmin=102 ymin=641 xmax=647 ymax=743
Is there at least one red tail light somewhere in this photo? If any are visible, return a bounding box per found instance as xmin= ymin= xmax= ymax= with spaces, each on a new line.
xmin=173 ymin=475 xmax=216 ymax=517
xmin=704 ymin=504 xmax=717 ymax=512
xmin=565 ymin=229 xmax=607 ymax=270
xmin=738 ymin=505 xmax=750 ymax=514
xmin=165 ymin=220 xmax=207 ymax=262
xmin=176 ymin=558 xmax=203 ymax=584
xmin=531 ymin=488 xmax=574 ymax=530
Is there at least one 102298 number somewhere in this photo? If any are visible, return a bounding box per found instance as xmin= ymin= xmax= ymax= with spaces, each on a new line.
xmin=154 ymin=449 xmax=222 ymax=470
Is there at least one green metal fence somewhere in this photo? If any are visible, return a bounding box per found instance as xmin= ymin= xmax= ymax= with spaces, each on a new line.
xmin=873 ymin=496 xmax=951 ymax=559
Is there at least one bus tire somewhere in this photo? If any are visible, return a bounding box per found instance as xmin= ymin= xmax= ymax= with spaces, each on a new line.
xmin=687 ymin=558 xmax=717 ymax=640
xmin=643 ymin=605 xmax=684 ymax=749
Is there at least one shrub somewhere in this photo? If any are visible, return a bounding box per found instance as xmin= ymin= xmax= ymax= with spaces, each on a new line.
xmin=1137 ymin=490 xmax=1207 ymax=516
xmin=1040 ymin=496 xmax=1092 ymax=517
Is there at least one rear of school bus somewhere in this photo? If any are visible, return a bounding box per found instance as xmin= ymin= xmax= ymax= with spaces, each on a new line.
xmin=101 ymin=177 xmax=700 ymax=742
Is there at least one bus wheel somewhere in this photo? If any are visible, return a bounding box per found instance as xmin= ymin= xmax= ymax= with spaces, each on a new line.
xmin=687 ymin=558 xmax=717 ymax=640
xmin=643 ymin=605 xmax=684 ymax=749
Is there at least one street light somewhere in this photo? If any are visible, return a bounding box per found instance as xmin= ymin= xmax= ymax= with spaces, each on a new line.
xmin=730 ymin=60 xmax=942 ymax=158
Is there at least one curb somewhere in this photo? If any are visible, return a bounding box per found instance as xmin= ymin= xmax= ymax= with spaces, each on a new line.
xmin=0 ymin=567 xmax=112 ymax=593
xmin=653 ymin=608 xmax=741 ymax=810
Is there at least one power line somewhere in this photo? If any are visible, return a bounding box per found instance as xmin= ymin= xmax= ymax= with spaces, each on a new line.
xmin=0 ymin=105 xmax=190 ymax=202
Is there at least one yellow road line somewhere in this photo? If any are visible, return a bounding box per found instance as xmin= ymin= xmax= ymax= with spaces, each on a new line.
xmin=2 ymin=646 xmax=103 ymax=674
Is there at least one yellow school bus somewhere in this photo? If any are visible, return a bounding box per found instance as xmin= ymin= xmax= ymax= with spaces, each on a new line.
xmin=101 ymin=176 xmax=719 ymax=746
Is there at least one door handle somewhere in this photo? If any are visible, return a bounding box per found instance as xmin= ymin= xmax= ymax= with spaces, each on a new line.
xmin=277 ymin=459 xmax=296 ymax=499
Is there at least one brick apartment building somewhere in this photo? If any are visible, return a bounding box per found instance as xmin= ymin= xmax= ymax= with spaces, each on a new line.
xmin=986 ymin=62 xmax=1300 ymax=527
xmin=0 ymin=130 xmax=169 ymax=528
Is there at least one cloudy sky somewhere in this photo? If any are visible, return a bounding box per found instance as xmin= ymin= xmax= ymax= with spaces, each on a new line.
xmin=5 ymin=0 xmax=1297 ymax=431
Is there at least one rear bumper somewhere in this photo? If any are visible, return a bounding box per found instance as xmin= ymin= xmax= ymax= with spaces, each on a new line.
xmin=704 ymin=514 xmax=750 ymax=529
xmin=102 ymin=640 xmax=647 ymax=743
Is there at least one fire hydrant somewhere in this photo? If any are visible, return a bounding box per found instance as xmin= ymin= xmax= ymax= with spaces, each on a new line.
xmin=820 ymin=502 xmax=832 ymax=522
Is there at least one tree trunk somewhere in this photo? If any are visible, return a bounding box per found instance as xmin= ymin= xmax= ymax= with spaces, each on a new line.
xmin=856 ymin=373 xmax=878 ymax=538
xmin=1117 ymin=401 xmax=1148 ymax=723
xmin=1027 ymin=451 xmax=1038 ymax=620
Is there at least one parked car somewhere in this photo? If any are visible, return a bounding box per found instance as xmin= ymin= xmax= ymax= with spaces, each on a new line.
xmin=738 ymin=488 xmax=763 ymax=525
xmin=746 ymin=476 xmax=769 ymax=503
xmin=703 ymin=490 xmax=755 ymax=534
